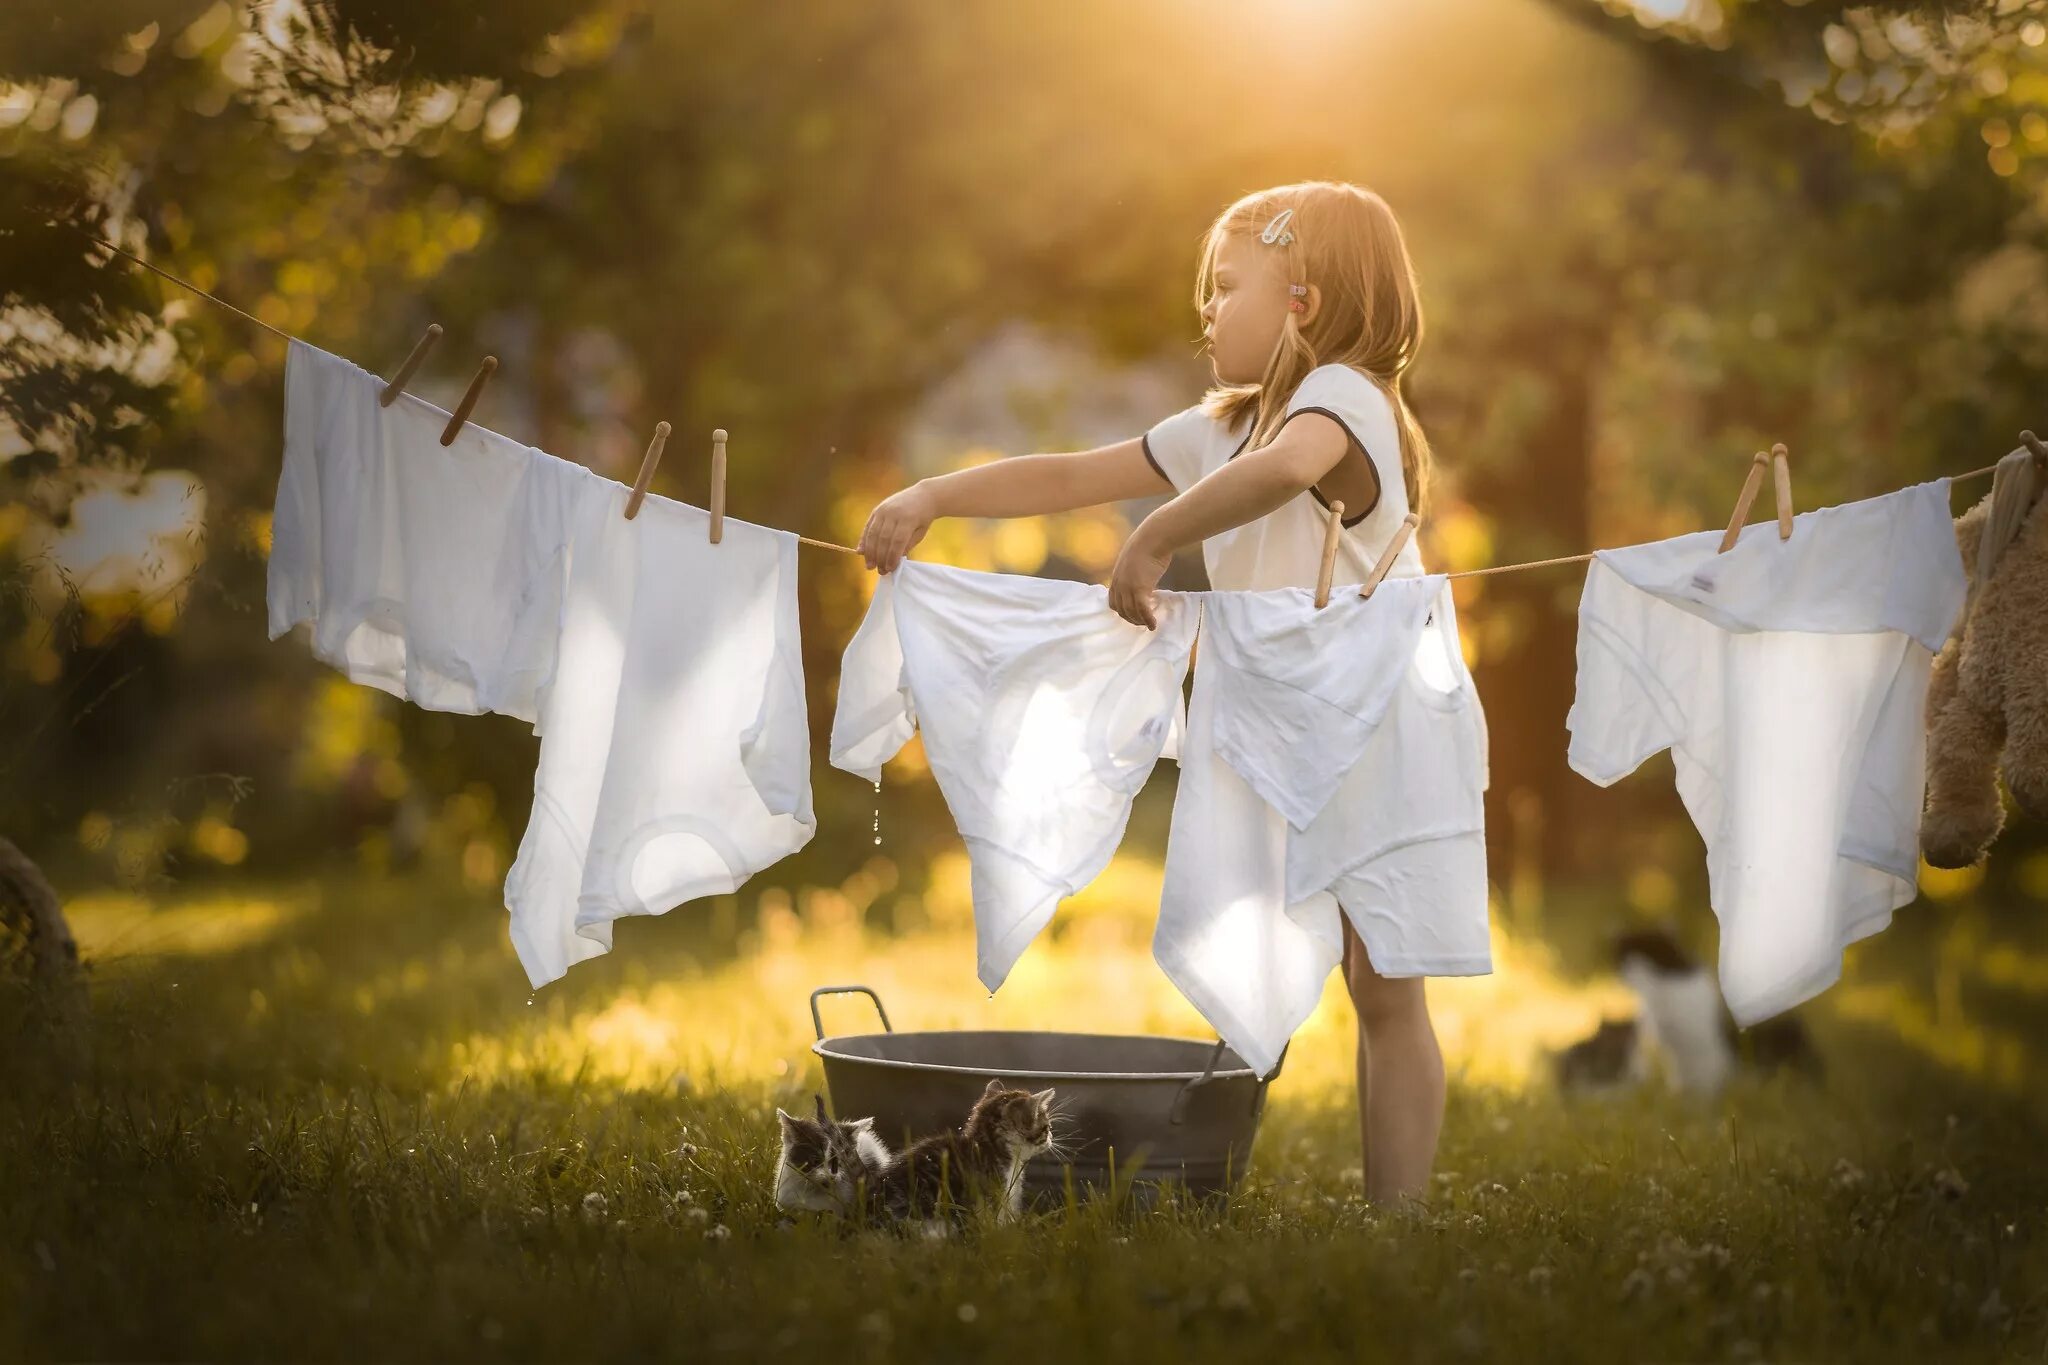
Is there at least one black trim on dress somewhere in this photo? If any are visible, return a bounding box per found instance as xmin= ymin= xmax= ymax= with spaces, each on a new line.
xmin=1271 ymin=406 xmax=1380 ymax=526
xmin=1139 ymin=432 xmax=1174 ymax=489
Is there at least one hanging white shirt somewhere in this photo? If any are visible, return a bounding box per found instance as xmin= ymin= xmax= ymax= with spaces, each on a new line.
xmin=267 ymin=339 xmax=573 ymax=724
xmin=830 ymin=560 xmax=1197 ymax=990
xmin=505 ymin=481 xmax=815 ymax=988
xmin=1155 ymin=576 xmax=1491 ymax=1076
xmin=1141 ymin=363 xmax=1425 ymax=591
xmin=1565 ymin=480 xmax=1967 ymax=1025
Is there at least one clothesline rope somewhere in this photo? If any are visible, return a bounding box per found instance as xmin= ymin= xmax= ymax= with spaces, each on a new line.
xmin=80 ymin=228 xmax=292 ymax=342
xmin=75 ymin=226 xmax=2005 ymax=580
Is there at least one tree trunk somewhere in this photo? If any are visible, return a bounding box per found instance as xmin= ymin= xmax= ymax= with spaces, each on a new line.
xmin=1469 ymin=362 xmax=1596 ymax=896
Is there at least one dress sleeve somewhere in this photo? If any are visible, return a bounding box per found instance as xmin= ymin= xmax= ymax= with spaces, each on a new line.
xmin=1279 ymin=364 xmax=1404 ymax=523
xmin=1140 ymin=403 xmax=1215 ymax=493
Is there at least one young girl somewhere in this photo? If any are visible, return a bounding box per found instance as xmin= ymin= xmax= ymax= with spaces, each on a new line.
xmin=858 ymin=181 xmax=1448 ymax=1205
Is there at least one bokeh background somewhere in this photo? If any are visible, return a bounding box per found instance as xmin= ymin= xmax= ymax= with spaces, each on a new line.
xmin=5 ymin=2 xmax=2048 ymax=1360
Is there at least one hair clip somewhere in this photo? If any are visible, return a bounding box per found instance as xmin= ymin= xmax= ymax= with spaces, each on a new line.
xmin=1260 ymin=208 xmax=1296 ymax=246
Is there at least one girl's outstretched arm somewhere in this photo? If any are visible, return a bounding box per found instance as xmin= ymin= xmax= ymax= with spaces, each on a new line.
xmin=1106 ymin=412 xmax=1354 ymax=627
xmin=858 ymin=439 xmax=1170 ymax=573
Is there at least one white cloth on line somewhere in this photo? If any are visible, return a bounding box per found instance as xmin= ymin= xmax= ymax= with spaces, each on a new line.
xmin=267 ymin=339 xmax=577 ymax=724
xmin=830 ymin=560 xmax=1196 ymax=990
xmin=1565 ymin=479 xmax=1967 ymax=1025
xmin=505 ymin=479 xmax=815 ymax=988
xmin=1141 ymin=363 xmax=1425 ymax=591
xmin=1154 ymin=575 xmax=1491 ymax=1076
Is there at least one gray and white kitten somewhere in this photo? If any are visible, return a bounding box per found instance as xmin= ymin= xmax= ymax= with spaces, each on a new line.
xmin=773 ymin=1095 xmax=893 ymax=1214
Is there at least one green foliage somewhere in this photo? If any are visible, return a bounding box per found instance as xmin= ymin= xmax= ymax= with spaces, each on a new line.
xmin=9 ymin=0 xmax=2048 ymax=882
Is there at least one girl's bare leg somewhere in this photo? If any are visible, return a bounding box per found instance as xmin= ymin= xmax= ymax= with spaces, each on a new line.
xmin=1343 ymin=919 xmax=1445 ymax=1207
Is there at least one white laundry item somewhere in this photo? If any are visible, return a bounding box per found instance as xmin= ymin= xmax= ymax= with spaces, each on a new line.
xmin=1565 ymin=480 xmax=1967 ymax=1025
xmin=830 ymin=560 xmax=1197 ymax=990
xmin=267 ymin=339 xmax=578 ymax=723
xmin=1142 ymin=363 xmax=1426 ymax=590
xmin=504 ymin=481 xmax=815 ymax=988
xmin=1154 ymin=576 xmax=1491 ymax=1077
xmin=1200 ymin=576 xmax=1443 ymax=830
xmin=492 ymin=448 xmax=608 ymax=737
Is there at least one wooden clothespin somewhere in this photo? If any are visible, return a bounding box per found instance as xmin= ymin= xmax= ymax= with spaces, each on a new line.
xmin=439 ymin=355 xmax=498 ymax=446
xmin=1717 ymin=450 xmax=1770 ymax=553
xmin=379 ymin=324 xmax=441 ymax=407
xmin=624 ymin=421 xmax=671 ymax=521
xmin=1313 ymin=500 xmax=1346 ymax=609
xmin=2020 ymin=429 xmax=2048 ymax=469
xmin=709 ymin=428 xmax=728 ymax=545
xmin=1770 ymin=443 xmax=1793 ymax=540
xmin=1717 ymin=442 xmax=1793 ymax=550
xmin=1359 ymin=512 xmax=1420 ymax=599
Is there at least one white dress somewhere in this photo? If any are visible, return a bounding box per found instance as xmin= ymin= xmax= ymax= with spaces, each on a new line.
xmin=1156 ymin=576 xmax=1491 ymax=1077
xmin=1141 ymin=363 xmax=1426 ymax=591
xmin=1141 ymin=367 xmax=1491 ymax=1070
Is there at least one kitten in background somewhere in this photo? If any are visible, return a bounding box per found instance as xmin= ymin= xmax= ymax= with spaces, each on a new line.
xmin=1613 ymin=929 xmax=1822 ymax=1097
xmin=773 ymin=1095 xmax=892 ymax=1214
xmin=1552 ymin=1016 xmax=1645 ymax=1093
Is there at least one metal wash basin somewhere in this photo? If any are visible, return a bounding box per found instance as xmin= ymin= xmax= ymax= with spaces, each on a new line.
xmin=808 ymin=985 xmax=1282 ymax=1201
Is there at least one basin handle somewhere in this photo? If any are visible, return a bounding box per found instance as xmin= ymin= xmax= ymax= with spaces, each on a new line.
xmin=1170 ymin=1040 xmax=1289 ymax=1126
xmin=1168 ymin=1039 xmax=1229 ymax=1125
xmin=1250 ymin=1043 xmax=1289 ymax=1125
xmin=810 ymin=984 xmax=893 ymax=1042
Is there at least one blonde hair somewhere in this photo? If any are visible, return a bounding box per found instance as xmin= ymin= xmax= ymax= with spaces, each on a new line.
xmin=1197 ymin=181 xmax=1435 ymax=514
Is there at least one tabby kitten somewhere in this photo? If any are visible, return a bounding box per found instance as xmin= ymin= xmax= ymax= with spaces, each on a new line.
xmin=873 ymin=1078 xmax=1057 ymax=1224
xmin=773 ymin=1095 xmax=892 ymax=1214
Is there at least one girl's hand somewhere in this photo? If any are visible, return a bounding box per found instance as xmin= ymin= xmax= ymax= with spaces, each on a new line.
xmin=1107 ymin=525 xmax=1172 ymax=630
xmin=859 ymin=482 xmax=939 ymax=573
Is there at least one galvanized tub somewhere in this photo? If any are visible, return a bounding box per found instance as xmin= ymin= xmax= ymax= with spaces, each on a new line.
xmin=808 ymin=984 xmax=1282 ymax=1201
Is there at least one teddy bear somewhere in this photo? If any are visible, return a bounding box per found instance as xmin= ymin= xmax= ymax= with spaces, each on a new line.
xmin=1921 ymin=442 xmax=2048 ymax=868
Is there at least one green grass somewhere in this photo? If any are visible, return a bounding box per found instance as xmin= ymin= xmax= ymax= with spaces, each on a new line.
xmin=2 ymin=867 xmax=2044 ymax=1362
